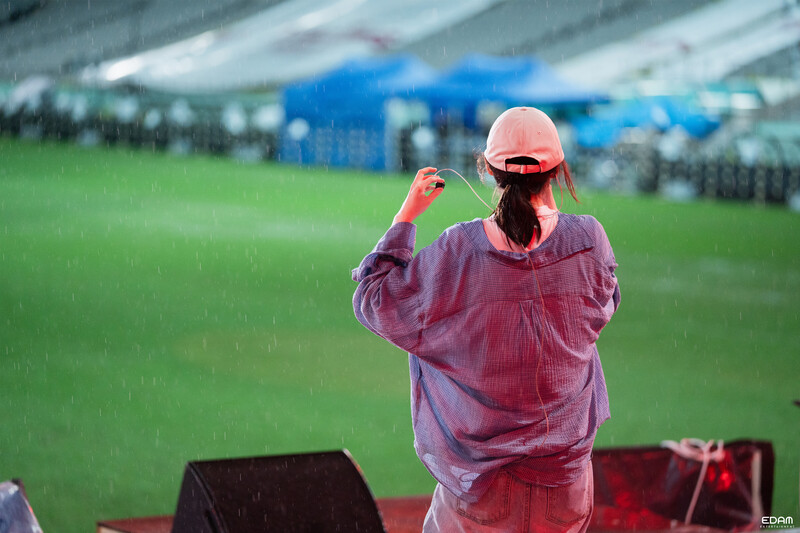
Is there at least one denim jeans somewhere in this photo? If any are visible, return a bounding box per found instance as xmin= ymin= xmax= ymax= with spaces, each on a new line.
xmin=423 ymin=462 xmax=593 ymax=533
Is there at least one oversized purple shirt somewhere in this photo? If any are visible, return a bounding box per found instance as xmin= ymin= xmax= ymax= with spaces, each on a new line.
xmin=352 ymin=214 xmax=620 ymax=502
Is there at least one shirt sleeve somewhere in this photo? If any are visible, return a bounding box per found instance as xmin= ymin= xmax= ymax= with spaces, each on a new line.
xmin=610 ymin=254 xmax=621 ymax=312
xmin=593 ymin=218 xmax=621 ymax=314
xmin=351 ymin=222 xmax=424 ymax=353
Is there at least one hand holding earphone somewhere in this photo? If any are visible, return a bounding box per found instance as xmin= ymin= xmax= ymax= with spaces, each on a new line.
xmin=392 ymin=167 xmax=445 ymax=224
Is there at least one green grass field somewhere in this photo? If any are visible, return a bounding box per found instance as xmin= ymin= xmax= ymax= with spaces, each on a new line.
xmin=1 ymin=137 xmax=798 ymax=532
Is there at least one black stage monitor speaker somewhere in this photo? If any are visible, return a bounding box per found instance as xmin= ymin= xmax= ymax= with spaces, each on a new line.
xmin=170 ymin=449 xmax=386 ymax=533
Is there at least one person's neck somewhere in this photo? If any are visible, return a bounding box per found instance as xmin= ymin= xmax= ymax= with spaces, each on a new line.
xmin=530 ymin=184 xmax=557 ymax=211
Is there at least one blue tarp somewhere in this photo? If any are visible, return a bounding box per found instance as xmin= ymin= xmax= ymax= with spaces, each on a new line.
xmin=572 ymin=97 xmax=722 ymax=148
xmin=418 ymin=53 xmax=609 ymax=128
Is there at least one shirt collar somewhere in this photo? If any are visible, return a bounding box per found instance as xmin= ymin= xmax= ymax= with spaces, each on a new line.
xmin=460 ymin=214 xmax=595 ymax=268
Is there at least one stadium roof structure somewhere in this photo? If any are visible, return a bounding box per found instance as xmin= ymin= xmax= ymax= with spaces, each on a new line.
xmin=79 ymin=0 xmax=502 ymax=93
xmin=4 ymin=0 xmax=797 ymax=97
xmin=557 ymin=0 xmax=800 ymax=90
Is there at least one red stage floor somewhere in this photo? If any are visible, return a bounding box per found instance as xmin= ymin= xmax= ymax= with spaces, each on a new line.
xmin=96 ymin=495 xmax=729 ymax=533
xmin=97 ymin=495 xmax=431 ymax=533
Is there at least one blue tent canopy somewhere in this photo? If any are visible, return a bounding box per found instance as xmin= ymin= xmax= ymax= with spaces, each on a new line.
xmin=279 ymin=53 xmax=610 ymax=169
xmin=572 ymin=96 xmax=721 ymax=148
xmin=280 ymin=54 xmax=437 ymax=169
xmin=282 ymin=54 xmax=437 ymax=127
xmin=417 ymin=53 xmax=609 ymax=128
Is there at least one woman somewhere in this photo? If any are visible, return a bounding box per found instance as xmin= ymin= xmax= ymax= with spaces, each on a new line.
xmin=352 ymin=107 xmax=620 ymax=532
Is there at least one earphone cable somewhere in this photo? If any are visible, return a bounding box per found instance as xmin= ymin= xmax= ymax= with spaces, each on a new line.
xmin=433 ymin=168 xmax=494 ymax=212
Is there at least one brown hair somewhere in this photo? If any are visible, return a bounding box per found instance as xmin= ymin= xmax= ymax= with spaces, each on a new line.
xmin=478 ymin=154 xmax=578 ymax=249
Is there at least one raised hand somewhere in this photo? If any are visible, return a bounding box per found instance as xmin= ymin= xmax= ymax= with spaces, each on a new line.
xmin=392 ymin=167 xmax=445 ymax=224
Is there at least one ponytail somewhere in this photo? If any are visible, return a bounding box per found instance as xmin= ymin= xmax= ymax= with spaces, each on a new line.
xmin=479 ymin=156 xmax=578 ymax=250
xmin=495 ymin=177 xmax=542 ymax=249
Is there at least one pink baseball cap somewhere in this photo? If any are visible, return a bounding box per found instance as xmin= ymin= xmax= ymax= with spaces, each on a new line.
xmin=484 ymin=106 xmax=564 ymax=174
